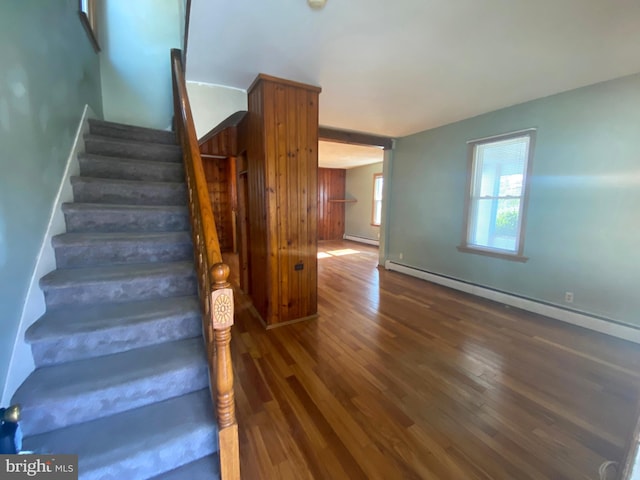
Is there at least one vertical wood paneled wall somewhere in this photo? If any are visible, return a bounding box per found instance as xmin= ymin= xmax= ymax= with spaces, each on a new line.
xmin=200 ymin=127 xmax=238 ymax=157
xmin=318 ymin=168 xmax=347 ymax=240
xmin=198 ymin=114 xmax=245 ymax=254
xmin=245 ymin=74 xmax=321 ymax=326
xmin=245 ymin=86 xmax=268 ymax=319
xmin=202 ymin=158 xmax=234 ymax=252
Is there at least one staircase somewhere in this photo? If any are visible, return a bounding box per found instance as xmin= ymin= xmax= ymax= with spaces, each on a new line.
xmin=12 ymin=119 xmax=220 ymax=479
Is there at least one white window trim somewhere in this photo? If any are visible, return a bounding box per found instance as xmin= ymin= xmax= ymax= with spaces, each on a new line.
xmin=79 ymin=0 xmax=100 ymax=52
xmin=458 ymin=129 xmax=536 ymax=262
xmin=372 ymin=173 xmax=383 ymax=227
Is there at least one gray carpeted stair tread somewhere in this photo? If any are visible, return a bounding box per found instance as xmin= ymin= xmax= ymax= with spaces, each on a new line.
xmin=13 ymin=337 xmax=208 ymax=436
xmin=71 ymin=176 xmax=188 ymax=206
xmin=79 ymin=154 xmax=185 ymax=182
xmin=62 ymin=203 xmax=190 ymax=233
xmin=52 ymin=231 xmax=192 ymax=247
xmin=53 ymin=231 xmax=193 ymax=268
xmin=85 ymin=135 xmax=182 ymax=163
xmin=23 ymin=389 xmax=218 ymax=480
xmin=150 ymin=454 xmax=220 ymax=480
xmin=88 ymin=119 xmax=177 ymax=145
xmin=26 ymin=296 xmax=201 ymax=366
xmin=40 ymin=261 xmax=194 ymax=286
xmin=40 ymin=261 xmax=196 ymax=307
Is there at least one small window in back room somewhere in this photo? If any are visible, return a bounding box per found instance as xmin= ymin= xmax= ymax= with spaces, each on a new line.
xmin=372 ymin=173 xmax=383 ymax=226
xmin=79 ymin=0 xmax=100 ymax=52
xmin=458 ymin=129 xmax=535 ymax=261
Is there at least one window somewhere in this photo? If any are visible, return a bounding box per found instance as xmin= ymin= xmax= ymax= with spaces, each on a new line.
xmin=372 ymin=173 xmax=383 ymax=226
xmin=458 ymin=129 xmax=535 ymax=261
xmin=79 ymin=0 xmax=100 ymax=52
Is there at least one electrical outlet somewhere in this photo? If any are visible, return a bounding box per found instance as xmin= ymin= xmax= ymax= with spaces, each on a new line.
xmin=399 ymin=252 xmax=403 ymax=260
xmin=564 ymin=292 xmax=574 ymax=303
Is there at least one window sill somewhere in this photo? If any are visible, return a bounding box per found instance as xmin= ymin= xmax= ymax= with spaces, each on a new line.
xmin=457 ymin=245 xmax=528 ymax=263
xmin=79 ymin=11 xmax=100 ymax=53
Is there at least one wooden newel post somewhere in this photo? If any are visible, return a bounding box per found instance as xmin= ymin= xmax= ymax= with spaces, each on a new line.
xmin=210 ymin=262 xmax=240 ymax=479
xmin=210 ymin=262 xmax=235 ymax=428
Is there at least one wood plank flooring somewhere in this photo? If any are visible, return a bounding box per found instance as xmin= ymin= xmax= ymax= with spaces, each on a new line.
xmin=228 ymin=240 xmax=640 ymax=479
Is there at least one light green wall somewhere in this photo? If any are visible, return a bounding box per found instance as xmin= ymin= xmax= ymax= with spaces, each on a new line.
xmin=186 ymin=82 xmax=248 ymax=139
xmin=388 ymin=73 xmax=640 ymax=327
xmin=345 ymin=162 xmax=383 ymax=241
xmin=99 ymin=0 xmax=182 ymax=129
xmin=0 ymin=0 xmax=102 ymax=392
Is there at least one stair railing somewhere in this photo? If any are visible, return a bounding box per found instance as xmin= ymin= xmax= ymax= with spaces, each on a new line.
xmin=170 ymin=48 xmax=240 ymax=479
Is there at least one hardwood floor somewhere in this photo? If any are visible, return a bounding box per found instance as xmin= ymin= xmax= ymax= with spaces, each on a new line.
xmin=228 ymin=240 xmax=640 ymax=479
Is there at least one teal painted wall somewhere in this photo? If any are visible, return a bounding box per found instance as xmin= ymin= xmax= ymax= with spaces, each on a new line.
xmin=0 ymin=1 xmax=102 ymax=392
xmin=388 ymin=73 xmax=640 ymax=326
xmin=99 ymin=0 xmax=183 ymax=129
xmin=345 ymin=162 xmax=383 ymax=241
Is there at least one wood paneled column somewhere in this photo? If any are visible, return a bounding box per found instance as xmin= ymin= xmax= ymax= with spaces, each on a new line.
xmin=245 ymin=74 xmax=321 ymax=327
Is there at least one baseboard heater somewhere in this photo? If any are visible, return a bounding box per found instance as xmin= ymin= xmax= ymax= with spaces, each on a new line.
xmin=343 ymin=234 xmax=379 ymax=246
xmin=385 ymin=260 xmax=640 ymax=344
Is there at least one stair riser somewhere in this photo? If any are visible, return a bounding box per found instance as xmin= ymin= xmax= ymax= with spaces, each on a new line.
xmin=89 ymin=120 xmax=177 ymax=145
xmin=72 ymin=179 xmax=188 ymax=206
xmin=20 ymin=363 xmax=209 ymax=436
xmin=104 ymin=428 xmax=221 ymax=480
xmin=55 ymin=241 xmax=193 ymax=268
xmin=42 ymin=273 xmax=197 ymax=308
xmin=31 ymin=314 xmax=201 ymax=367
xmin=64 ymin=209 xmax=190 ymax=233
xmin=151 ymin=454 xmax=221 ymax=480
xmin=79 ymin=156 xmax=185 ymax=182
xmin=84 ymin=425 xmax=217 ymax=480
xmin=85 ymin=137 xmax=182 ymax=163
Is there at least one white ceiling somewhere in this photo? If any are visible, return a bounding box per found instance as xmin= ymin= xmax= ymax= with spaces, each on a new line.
xmin=318 ymin=141 xmax=384 ymax=169
xmin=187 ymin=0 xmax=640 ymax=138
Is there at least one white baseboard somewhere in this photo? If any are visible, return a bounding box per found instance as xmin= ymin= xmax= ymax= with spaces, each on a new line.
xmin=384 ymin=261 xmax=640 ymax=344
xmin=343 ymin=234 xmax=379 ymax=247
xmin=1 ymin=105 xmax=96 ymax=405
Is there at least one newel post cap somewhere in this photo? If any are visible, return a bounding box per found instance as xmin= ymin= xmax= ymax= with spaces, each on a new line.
xmin=211 ymin=262 xmax=230 ymax=289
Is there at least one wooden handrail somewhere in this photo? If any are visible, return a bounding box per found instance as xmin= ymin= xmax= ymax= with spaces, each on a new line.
xmin=170 ymin=48 xmax=240 ymax=479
